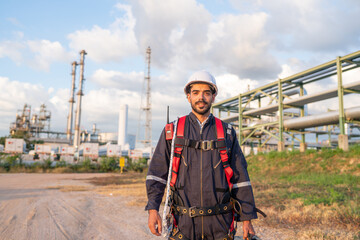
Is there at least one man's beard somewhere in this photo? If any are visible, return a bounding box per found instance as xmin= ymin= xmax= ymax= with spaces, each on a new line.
xmin=191 ymin=100 xmax=212 ymax=115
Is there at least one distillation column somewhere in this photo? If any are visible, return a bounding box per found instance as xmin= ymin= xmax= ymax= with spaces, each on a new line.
xmin=66 ymin=61 xmax=78 ymax=143
xmin=73 ymin=50 xmax=87 ymax=149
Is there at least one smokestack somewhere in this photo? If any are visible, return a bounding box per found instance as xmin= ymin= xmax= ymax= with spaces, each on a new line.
xmin=73 ymin=50 xmax=87 ymax=149
xmin=66 ymin=61 xmax=78 ymax=143
xmin=118 ymin=104 xmax=128 ymax=147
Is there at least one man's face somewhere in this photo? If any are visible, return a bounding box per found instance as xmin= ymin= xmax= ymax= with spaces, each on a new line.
xmin=187 ymin=83 xmax=216 ymax=115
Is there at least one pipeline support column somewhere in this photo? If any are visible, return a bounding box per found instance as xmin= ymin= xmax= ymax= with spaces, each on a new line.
xmin=299 ymin=83 xmax=307 ymax=152
xmin=336 ymin=56 xmax=348 ymax=151
xmin=278 ymin=79 xmax=285 ymax=151
xmin=238 ymin=94 xmax=243 ymax=152
xmin=257 ymin=97 xmax=262 ymax=153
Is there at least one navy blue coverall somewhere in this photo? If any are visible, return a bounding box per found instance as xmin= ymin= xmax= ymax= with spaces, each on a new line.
xmin=146 ymin=113 xmax=257 ymax=239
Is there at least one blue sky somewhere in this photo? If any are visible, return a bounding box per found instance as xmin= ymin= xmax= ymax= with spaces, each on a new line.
xmin=1 ymin=0 xmax=360 ymax=146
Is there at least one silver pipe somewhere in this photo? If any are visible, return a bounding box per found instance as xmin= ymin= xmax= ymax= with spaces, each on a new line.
xmin=73 ymin=50 xmax=87 ymax=149
xmin=284 ymin=107 xmax=360 ymax=130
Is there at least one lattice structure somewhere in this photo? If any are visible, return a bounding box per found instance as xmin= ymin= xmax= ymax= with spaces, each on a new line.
xmin=212 ymin=51 xmax=360 ymax=152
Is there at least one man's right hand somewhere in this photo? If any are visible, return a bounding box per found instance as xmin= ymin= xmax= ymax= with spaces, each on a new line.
xmin=148 ymin=209 xmax=162 ymax=236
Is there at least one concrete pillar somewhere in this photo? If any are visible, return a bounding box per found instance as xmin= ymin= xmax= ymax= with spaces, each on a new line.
xmin=338 ymin=134 xmax=349 ymax=151
xmin=278 ymin=141 xmax=285 ymax=152
xmin=300 ymin=143 xmax=307 ymax=153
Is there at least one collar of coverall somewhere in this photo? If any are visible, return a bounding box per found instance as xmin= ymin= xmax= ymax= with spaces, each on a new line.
xmin=188 ymin=112 xmax=213 ymax=128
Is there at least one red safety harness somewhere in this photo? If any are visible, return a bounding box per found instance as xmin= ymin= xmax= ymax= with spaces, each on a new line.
xmin=166 ymin=115 xmax=234 ymax=189
xmin=165 ymin=115 xmax=237 ymax=238
xmin=165 ymin=115 xmax=266 ymax=239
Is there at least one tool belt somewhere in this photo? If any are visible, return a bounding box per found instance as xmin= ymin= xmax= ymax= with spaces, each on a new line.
xmin=172 ymin=202 xmax=233 ymax=218
xmin=169 ymin=227 xmax=235 ymax=240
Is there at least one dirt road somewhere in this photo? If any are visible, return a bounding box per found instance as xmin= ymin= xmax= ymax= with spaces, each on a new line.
xmin=0 ymin=173 xmax=159 ymax=240
xmin=2 ymin=173 xmax=342 ymax=240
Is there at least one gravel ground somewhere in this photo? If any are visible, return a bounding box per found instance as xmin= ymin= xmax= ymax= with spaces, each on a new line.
xmin=0 ymin=173 xmax=159 ymax=240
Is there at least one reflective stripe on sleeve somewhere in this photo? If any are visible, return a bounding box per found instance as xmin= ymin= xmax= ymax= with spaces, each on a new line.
xmin=232 ymin=181 xmax=251 ymax=188
xmin=146 ymin=175 xmax=167 ymax=185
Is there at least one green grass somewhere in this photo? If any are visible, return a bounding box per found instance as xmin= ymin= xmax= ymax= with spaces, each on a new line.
xmin=247 ymin=144 xmax=360 ymax=226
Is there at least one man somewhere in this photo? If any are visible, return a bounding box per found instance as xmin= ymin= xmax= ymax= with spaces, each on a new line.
xmin=146 ymin=71 xmax=258 ymax=240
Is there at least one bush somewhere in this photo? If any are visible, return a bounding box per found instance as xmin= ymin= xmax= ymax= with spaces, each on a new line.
xmin=100 ymin=157 xmax=118 ymax=172
xmin=42 ymin=159 xmax=53 ymax=170
xmin=55 ymin=160 xmax=67 ymax=168
xmin=127 ymin=158 xmax=148 ymax=172
xmin=0 ymin=154 xmax=21 ymax=172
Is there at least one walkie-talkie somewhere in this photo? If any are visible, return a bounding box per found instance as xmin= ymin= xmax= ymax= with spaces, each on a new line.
xmin=165 ymin=106 xmax=173 ymax=140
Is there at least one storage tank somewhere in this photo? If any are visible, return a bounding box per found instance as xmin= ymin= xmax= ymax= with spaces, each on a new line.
xmin=99 ymin=143 xmax=121 ymax=157
xmin=79 ymin=143 xmax=99 ymax=159
xmin=60 ymin=146 xmax=75 ymax=155
xmin=35 ymin=144 xmax=52 ymax=154
xmin=5 ymin=138 xmax=26 ymax=153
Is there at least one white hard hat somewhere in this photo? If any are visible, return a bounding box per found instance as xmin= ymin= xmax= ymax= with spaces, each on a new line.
xmin=184 ymin=70 xmax=218 ymax=96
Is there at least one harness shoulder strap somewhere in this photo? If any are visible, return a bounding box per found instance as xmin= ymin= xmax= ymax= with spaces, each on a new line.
xmin=214 ymin=117 xmax=234 ymax=190
xmin=170 ymin=116 xmax=186 ymax=187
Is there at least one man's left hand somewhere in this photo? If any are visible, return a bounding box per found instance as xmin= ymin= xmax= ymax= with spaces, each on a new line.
xmin=242 ymin=220 xmax=255 ymax=239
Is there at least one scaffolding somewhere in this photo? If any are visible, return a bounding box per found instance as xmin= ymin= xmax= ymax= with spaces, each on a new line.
xmin=212 ymin=50 xmax=360 ymax=152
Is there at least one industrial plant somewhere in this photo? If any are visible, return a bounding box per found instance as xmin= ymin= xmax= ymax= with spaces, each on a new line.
xmin=2 ymin=49 xmax=360 ymax=160
xmin=4 ymin=48 xmax=152 ymax=162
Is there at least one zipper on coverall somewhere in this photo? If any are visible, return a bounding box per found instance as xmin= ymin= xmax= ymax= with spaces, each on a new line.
xmin=200 ymin=124 xmax=204 ymax=239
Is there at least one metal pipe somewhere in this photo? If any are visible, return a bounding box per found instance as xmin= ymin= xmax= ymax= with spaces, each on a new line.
xmin=73 ymin=50 xmax=87 ymax=149
xmin=284 ymin=107 xmax=360 ymax=130
xmin=66 ymin=61 xmax=78 ymax=143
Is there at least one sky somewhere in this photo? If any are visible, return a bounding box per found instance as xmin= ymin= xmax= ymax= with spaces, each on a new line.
xmin=1 ymin=0 xmax=360 ymax=146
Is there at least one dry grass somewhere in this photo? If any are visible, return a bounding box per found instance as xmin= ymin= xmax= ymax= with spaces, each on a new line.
xmin=87 ymin=171 xmax=148 ymax=207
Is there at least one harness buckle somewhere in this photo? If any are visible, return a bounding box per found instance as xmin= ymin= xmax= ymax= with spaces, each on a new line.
xmin=189 ymin=206 xmax=197 ymax=217
xmin=201 ymin=140 xmax=213 ymax=151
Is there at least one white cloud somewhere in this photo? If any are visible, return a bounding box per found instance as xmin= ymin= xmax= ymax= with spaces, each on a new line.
xmin=0 ymin=40 xmax=25 ymax=64
xmin=27 ymin=40 xmax=74 ymax=71
xmin=231 ymin=0 xmax=360 ymax=53
xmin=216 ymin=73 xmax=260 ymax=100
xmin=205 ymin=12 xmax=280 ymax=79
xmin=129 ymin=0 xmax=280 ymax=81
xmin=89 ymin=69 xmax=143 ymax=91
xmin=0 ymin=37 xmax=74 ymax=71
xmin=68 ymin=4 xmax=138 ymax=63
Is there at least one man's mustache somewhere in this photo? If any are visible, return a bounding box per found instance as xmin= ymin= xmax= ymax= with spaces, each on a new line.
xmin=195 ymin=100 xmax=208 ymax=105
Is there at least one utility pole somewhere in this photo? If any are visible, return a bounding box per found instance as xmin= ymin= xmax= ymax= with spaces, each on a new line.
xmin=142 ymin=47 xmax=152 ymax=148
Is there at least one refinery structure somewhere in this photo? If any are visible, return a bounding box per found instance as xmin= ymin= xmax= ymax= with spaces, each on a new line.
xmin=5 ymin=49 xmax=149 ymax=160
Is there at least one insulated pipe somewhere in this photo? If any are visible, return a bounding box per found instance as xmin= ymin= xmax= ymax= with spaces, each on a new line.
xmin=66 ymin=61 xmax=78 ymax=143
xmin=73 ymin=50 xmax=87 ymax=149
xmin=284 ymin=107 xmax=360 ymax=130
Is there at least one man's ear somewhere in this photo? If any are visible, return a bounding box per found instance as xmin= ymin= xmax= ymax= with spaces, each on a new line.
xmin=211 ymin=94 xmax=216 ymax=103
xmin=187 ymin=93 xmax=191 ymax=103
